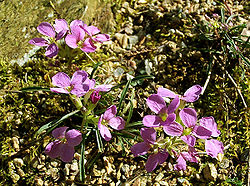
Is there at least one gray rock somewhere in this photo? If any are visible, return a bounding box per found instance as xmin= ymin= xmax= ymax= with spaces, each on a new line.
xmin=12 ymin=137 xmax=19 ymax=151
xmin=11 ymin=172 xmax=20 ymax=183
xmin=155 ymin=172 xmax=164 ymax=182
xmin=129 ymin=35 xmax=139 ymax=46
xmin=13 ymin=158 xmax=24 ymax=167
xmin=203 ymin=163 xmax=218 ymax=181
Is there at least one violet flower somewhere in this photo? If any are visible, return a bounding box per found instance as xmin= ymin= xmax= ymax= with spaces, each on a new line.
xmin=143 ymin=94 xmax=180 ymax=128
xmin=131 ymin=128 xmax=169 ymax=172
xmin=157 ymin=85 xmax=203 ymax=103
xmin=98 ymin=105 xmax=125 ymax=141
xmin=50 ymin=70 xmax=90 ymax=97
xmin=65 ymin=20 xmax=110 ymax=53
xmin=90 ymin=90 xmax=101 ymax=104
xmin=29 ymin=20 xmax=68 ymax=58
xmin=45 ymin=127 xmax=82 ymax=162
xmin=174 ymin=147 xmax=198 ymax=171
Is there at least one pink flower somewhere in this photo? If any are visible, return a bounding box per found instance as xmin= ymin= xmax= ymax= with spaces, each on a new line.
xmin=45 ymin=127 xmax=82 ymax=162
xmin=98 ymin=105 xmax=125 ymax=141
xmin=157 ymin=85 xmax=203 ymax=102
xmin=131 ymin=128 xmax=169 ymax=172
xmin=143 ymin=94 xmax=180 ymax=128
xmin=50 ymin=70 xmax=90 ymax=97
xmin=29 ymin=20 xmax=68 ymax=58
xmin=65 ymin=20 xmax=110 ymax=52
xmin=90 ymin=90 xmax=101 ymax=104
xmin=205 ymin=139 xmax=224 ymax=158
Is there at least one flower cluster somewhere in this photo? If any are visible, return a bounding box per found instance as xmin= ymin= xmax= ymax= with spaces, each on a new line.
xmin=29 ymin=19 xmax=110 ymax=57
xmin=45 ymin=70 xmax=125 ymax=161
xmin=131 ymin=85 xmax=224 ymax=172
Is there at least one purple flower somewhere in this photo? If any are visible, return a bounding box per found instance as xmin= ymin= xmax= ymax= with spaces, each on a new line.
xmin=65 ymin=20 xmax=110 ymax=53
xmin=45 ymin=127 xmax=82 ymax=162
xmin=143 ymin=94 xmax=180 ymax=128
xmin=29 ymin=20 xmax=68 ymax=58
xmin=50 ymin=70 xmax=90 ymax=97
xmin=205 ymin=139 xmax=224 ymax=158
xmin=174 ymin=147 xmax=198 ymax=171
xmin=98 ymin=105 xmax=125 ymax=141
xmin=157 ymin=85 xmax=203 ymax=102
xmin=131 ymin=128 xmax=169 ymax=172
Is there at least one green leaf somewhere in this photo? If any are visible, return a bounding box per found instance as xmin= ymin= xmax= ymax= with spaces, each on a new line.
xmin=79 ymin=132 xmax=87 ymax=182
xmin=20 ymin=86 xmax=50 ymax=92
xmin=126 ymin=121 xmax=143 ymax=128
xmin=90 ymin=61 xmax=103 ymax=79
xmin=95 ymin=127 xmax=104 ymax=152
xmin=117 ymin=80 xmax=131 ymax=115
xmin=126 ymin=88 xmax=135 ymax=124
xmin=221 ymin=8 xmax=225 ymax=24
xmin=35 ymin=110 xmax=80 ymax=137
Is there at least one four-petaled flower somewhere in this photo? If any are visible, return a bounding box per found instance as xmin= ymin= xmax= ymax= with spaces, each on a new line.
xmin=65 ymin=20 xmax=110 ymax=52
xmin=157 ymin=85 xmax=203 ymax=102
xmin=29 ymin=20 xmax=68 ymax=58
xmin=143 ymin=94 xmax=180 ymax=128
xmin=98 ymin=105 xmax=125 ymax=141
xmin=50 ymin=70 xmax=90 ymax=97
xmin=45 ymin=127 xmax=82 ymax=162
xmin=131 ymin=128 xmax=169 ymax=172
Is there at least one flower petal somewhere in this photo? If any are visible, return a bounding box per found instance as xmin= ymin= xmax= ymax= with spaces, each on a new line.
xmin=157 ymin=87 xmax=177 ymax=98
xmin=82 ymin=25 xmax=100 ymax=36
xmin=205 ymin=139 xmax=224 ymax=158
xmin=98 ymin=115 xmax=112 ymax=141
xmin=56 ymin=30 xmax=67 ymax=40
xmin=193 ymin=125 xmax=212 ymax=139
xmin=60 ymin=143 xmax=75 ymax=162
xmin=131 ymin=142 xmax=151 ymax=157
xmin=52 ymin=72 xmax=71 ymax=88
xmin=163 ymin=122 xmax=183 ymax=136
xmin=54 ymin=19 xmax=69 ymax=33
xmin=174 ymin=154 xmax=186 ymax=171
xmin=45 ymin=43 xmax=58 ymax=58
xmin=50 ymin=87 xmax=69 ymax=94
xmin=179 ymin=108 xmax=197 ymax=128
xmin=181 ymin=151 xmax=198 ymax=163
xmin=199 ymin=116 xmax=220 ymax=137
xmin=108 ymin=116 xmax=125 ymax=130
xmin=162 ymin=113 xmax=176 ymax=126
xmin=65 ymin=34 xmax=79 ymax=48
xmin=28 ymin=38 xmax=48 ymax=46
xmin=103 ymin=105 xmax=117 ymax=121
xmin=94 ymin=84 xmax=113 ymax=92
xmin=140 ymin=127 xmax=156 ymax=144
xmin=145 ymin=152 xmax=168 ymax=172
xmin=70 ymin=20 xmax=84 ymax=29
xmin=156 ymin=151 xmax=169 ymax=164
xmin=65 ymin=129 xmax=82 ymax=146
xmin=93 ymin=34 xmax=110 ymax=43
xmin=80 ymin=38 xmax=97 ymax=53
xmin=181 ymin=135 xmax=196 ymax=147
xmin=167 ymin=96 xmax=180 ymax=114
xmin=146 ymin=94 xmax=167 ymax=114
xmin=37 ymin=22 xmax=55 ymax=38
xmin=71 ymin=84 xmax=89 ymax=97
xmin=143 ymin=115 xmax=163 ymax=127
xmin=52 ymin=126 xmax=68 ymax=139
xmin=44 ymin=140 xmax=62 ymax=159
xmin=182 ymin=85 xmax=202 ymax=102
xmin=71 ymin=70 xmax=88 ymax=85
xmin=71 ymin=25 xmax=85 ymax=41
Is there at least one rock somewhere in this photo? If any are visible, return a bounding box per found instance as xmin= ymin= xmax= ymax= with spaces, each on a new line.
xmin=103 ymin=156 xmax=114 ymax=175
xmin=159 ymin=180 xmax=169 ymax=185
xmin=12 ymin=137 xmax=19 ymax=151
xmin=74 ymin=152 xmax=81 ymax=161
xmin=203 ymin=163 xmax=218 ymax=181
xmin=64 ymin=164 xmax=71 ymax=176
xmin=11 ymin=172 xmax=20 ymax=183
xmin=13 ymin=158 xmax=24 ymax=167
xmin=70 ymin=162 xmax=78 ymax=172
xmin=35 ymin=177 xmax=44 ymax=186
xmin=219 ymin=158 xmax=230 ymax=169
xmin=125 ymin=27 xmax=133 ymax=35
xmin=51 ymin=161 xmax=59 ymax=168
xmin=155 ymin=172 xmax=164 ymax=182
xmin=48 ymin=168 xmax=59 ymax=180
xmin=17 ymin=168 xmax=25 ymax=177
xmin=115 ymin=33 xmax=128 ymax=48
xmin=121 ymin=164 xmax=130 ymax=177
xmin=129 ymin=35 xmax=139 ymax=46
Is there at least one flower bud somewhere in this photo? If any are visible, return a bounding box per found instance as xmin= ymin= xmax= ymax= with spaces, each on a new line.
xmin=90 ymin=90 xmax=101 ymax=104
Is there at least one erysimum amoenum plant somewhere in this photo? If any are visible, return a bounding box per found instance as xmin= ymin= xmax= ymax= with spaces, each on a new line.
xmin=28 ymin=18 xmax=224 ymax=181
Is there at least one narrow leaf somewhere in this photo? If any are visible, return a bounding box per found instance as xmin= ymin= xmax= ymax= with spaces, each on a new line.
xmin=117 ymin=80 xmax=131 ymax=115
